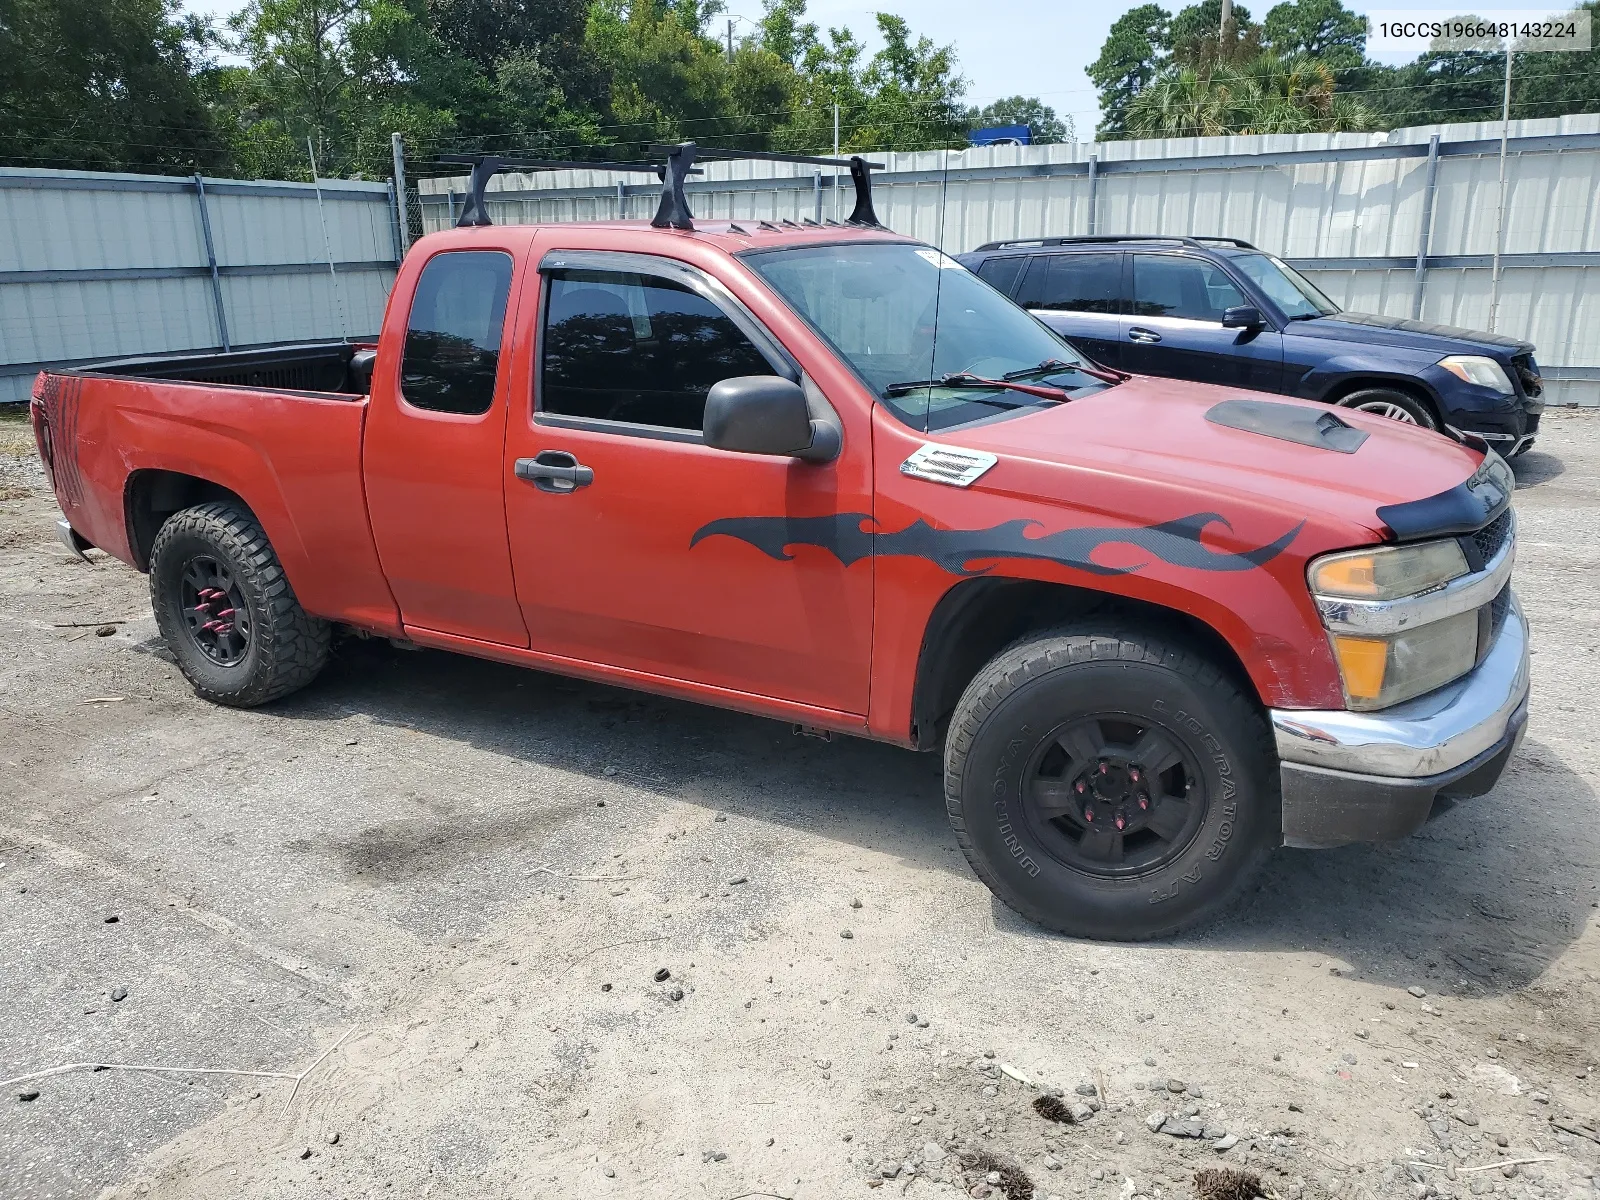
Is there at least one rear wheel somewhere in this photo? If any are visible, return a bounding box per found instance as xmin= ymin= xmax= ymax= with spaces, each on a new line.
xmin=149 ymin=501 xmax=330 ymax=707
xmin=943 ymin=626 xmax=1278 ymax=940
xmin=1337 ymin=387 xmax=1438 ymax=430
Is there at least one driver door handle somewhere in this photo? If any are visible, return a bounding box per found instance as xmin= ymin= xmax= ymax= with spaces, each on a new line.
xmin=1128 ymin=326 xmax=1162 ymax=344
xmin=515 ymin=449 xmax=594 ymax=493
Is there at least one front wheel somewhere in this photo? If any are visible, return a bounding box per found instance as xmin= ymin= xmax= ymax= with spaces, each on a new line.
xmin=149 ymin=501 xmax=330 ymax=707
xmin=1337 ymin=387 xmax=1438 ymax=430
xmin=943 ymin=627 xmax=1278 ymax=940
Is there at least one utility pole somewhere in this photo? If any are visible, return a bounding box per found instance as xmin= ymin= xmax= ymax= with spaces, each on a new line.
xmin=1488 ymin=42 xmax=1513 ymax=332
xmin=1219 ymin=0 xmax=1234 ymax=54
xmin=833 ymin=101 xmax=841 ymax=222
xmin=391 ymin=132 xmax=411 ymax=254
xmin=727 ymin=18 xmax=734 ymax=61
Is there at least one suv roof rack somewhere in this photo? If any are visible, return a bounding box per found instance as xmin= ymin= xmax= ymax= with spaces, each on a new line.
xmin=973 ymin=234 xmax=1260 ymax=252
xmin=437 ymin=144 xmax=888 ymax=233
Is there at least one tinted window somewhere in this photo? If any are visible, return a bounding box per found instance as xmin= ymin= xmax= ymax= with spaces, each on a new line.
xmin=1031 ymin=252 xmax=1122 ymax=314
xmin=401 ymin=251 xmax=514 ymax=415
xmin=975 ymin=255 xmax=1027 ymax=297
xmin=540 ymin=269 xmax=775 ymax=430
xmin=1131 ymin=254 xmax=1245 ymax=322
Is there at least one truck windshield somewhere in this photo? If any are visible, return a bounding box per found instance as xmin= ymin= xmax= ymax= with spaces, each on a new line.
xmin=744 ymin=242 xmax=1101 ymax=431
xmin=1226 ymin=252 xmax=1340 ymax=320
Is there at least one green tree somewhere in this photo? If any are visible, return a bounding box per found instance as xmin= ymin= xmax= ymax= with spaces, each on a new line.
xmin=850 ymin=13 xmax=969 ymax=150
xmin=0 ymin=0 xmax=229 ymax=174
xmin=1088 ymin=4 xmax=1172 ymax=137
xmin=224 ymin=0 xmax=459 ymax=178
xmin=1262 ymin=0 xmax=1366 ymax=67
xmin=968 ymin=96 xmax=1073 ymax=143
xmin=1128 ymin=51 xmax=1375 ymax=135
xmin=1168 ymin=0 xmax=1256 ymax=65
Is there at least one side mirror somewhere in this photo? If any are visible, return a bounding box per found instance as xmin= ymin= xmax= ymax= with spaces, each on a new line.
xmin=703 ymin=376 xmax=839 ymax=462
xmin=1222 ymin=305 xmax=1264 ymax=329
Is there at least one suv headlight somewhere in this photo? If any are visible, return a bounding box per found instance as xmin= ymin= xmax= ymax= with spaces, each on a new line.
xmin=1438 ymin=355 xmax=1514 ymax=394
xmin=1309 ymin=539 xmax=1478 ymax=710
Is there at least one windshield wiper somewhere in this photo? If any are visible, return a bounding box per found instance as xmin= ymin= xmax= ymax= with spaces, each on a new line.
xmin=1286 ymin=313 xmax=1323 ymax=321
xmin=1003 ymin=358 xmax=1128 ymax=385
xmin=884 ymin=372 xmax=1073 ymax=402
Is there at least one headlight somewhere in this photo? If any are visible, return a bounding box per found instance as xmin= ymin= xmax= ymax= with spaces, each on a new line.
xmin=1309 ymin=539 xmax=1477 ymax=710
xmin=1309 ymin=539 xmax=1467 ymax=601
xmin=1438 ymin=355 xmax=1514 ymax=394
xmin=1328 ymin=611 xmax=1480 ymax=710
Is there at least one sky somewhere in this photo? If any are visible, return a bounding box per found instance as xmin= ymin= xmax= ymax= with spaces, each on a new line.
xmin=182 ymin=0 xmax=1565 ymax=141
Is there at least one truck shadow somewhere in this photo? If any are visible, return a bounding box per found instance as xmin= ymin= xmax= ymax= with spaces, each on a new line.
xmin=1510 ymin=448 xmax=1563 ymax=488
xmin=994 ymin=732 xmax=1597 ymax=994
xmin=269 ymin=639 xmax=1592 ymax=997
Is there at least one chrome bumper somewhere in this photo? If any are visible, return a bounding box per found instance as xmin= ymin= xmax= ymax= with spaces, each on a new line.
xmin=56 ymin=515 xmax=91 ymax=561
xmin=1270 ymin=594 xmax=1529 ymax=847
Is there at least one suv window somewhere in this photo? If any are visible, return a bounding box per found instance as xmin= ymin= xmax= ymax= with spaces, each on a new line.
xmin=975 ymin=255 xmax=1028 ymax=297
xmin=1131 ymin=253 xmax=1245 ymax=322
xmin=1019 ymin=252 xmax=1122 ymax=314
xmin=540 ymin=268 xmax=775 ymax=430
xmin=401 ymin=250 xmax=515 ymax=415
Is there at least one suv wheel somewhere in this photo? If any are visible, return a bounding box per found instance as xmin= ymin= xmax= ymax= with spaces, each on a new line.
xmin=943 ymin=626 xmax=1278 ymax=940
xmin=1338 ymin=387 xmax=1437 ymax=430
xmin=149 ymin=501 xmax=331 ymax=707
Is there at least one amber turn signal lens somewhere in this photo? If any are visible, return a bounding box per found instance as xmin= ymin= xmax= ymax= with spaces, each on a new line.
xmin=1331 ymin=635 xmax=1388 ymax=701
xmin=1314 ymin=554 xmax=1378 ymax=597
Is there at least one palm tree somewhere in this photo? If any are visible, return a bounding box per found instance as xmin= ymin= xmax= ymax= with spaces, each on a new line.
xmin=1127 ymin=53 xmax=1376 ymax=137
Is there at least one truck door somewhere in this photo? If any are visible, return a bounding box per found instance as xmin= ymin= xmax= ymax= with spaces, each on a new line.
xmin=1123 ymin=252 xmax=1283 ymax=391
xmin=501 ymin=249 xmax=873 ymax=715
xmin=363 ymin=246 xmax=531 ymax=646
xmin=1018 ymin=251 xmax=1127 ymax=368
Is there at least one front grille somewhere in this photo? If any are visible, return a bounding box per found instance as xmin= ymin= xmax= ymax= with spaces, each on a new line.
xmin=1512 ymin=353 xmax=1542 ymax=398
xmin=1470 ymin=510 xmax=1513 ymax=565
xmin=1488 ymin=585 xmax=1511 ymax=640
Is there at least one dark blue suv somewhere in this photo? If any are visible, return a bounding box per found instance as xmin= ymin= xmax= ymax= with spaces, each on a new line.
xmin=957 ymin=236 xmax=1544 ymax=454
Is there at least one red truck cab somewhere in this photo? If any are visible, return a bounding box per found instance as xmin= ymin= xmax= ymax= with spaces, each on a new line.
xmin=31 ymin=148 xmax=1529 ymax=938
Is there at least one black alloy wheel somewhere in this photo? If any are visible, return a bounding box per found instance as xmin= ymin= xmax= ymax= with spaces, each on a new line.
xmin=1023 ymin=714 xmax=1207 ymax=878
xmin=179 ymin=555 xmax=252 ymax=666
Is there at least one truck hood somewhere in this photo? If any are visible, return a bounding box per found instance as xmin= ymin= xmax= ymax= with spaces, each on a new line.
xmin=1291 ymin=310 xmax=1533 ymax=358
xmin=949 ymin=375 xmax=1483 ymax=538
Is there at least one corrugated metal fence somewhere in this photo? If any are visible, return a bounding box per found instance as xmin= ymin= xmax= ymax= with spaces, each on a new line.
xmin=420 ymin=114 xmax=1600 ymax=408
xmin=0 ymin=168 xmax=402 ymax=404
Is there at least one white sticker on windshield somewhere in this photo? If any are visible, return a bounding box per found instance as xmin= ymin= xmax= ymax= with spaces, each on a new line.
xmin=915 ymin=248 xmax=964 ymax=269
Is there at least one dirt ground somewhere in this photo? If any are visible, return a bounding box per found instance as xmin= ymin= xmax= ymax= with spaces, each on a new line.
xmin=1 ymin=405 xmax=1597 ymax=1200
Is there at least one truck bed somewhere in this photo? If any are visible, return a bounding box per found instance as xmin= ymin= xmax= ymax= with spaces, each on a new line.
xmin=34 ymin=350 xmax=399 ymax=636
xmin=77 ymin=341 xmax=375 ymax=397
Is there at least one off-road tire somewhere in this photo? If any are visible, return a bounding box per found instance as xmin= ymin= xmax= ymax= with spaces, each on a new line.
xmin=943 ymin=626 xmax=1278 ymax=940
xmin=1337 ymin=387 xmax=1438 ymax=430
xmin=149 ymin=502 xmax=330 ymax=707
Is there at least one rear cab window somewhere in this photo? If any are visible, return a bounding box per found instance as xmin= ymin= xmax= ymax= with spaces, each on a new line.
xmin=400 ymin=250 xmax=515 ymax=415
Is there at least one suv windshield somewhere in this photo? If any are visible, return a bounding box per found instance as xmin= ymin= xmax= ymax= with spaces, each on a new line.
xmin=1226 ymin=251 xmax=1340 ymax=319
xmin=744 ymin=242 xmax=1101 ymax=431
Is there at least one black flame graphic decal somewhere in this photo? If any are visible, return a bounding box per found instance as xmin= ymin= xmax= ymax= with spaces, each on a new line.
xmin=690 ymin=512 xmax=1303 ymax=576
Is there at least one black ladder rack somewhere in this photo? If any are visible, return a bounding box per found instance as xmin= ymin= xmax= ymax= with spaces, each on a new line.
xmin=435 ymin=144 xmax=888 ymax=233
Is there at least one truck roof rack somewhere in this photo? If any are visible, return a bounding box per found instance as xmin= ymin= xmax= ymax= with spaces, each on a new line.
xmin=645 ymin=143 xmax=887 ymax=232
xmin=436 ymin=144 xmax=888 ymax=234
xmin=436 ymin=153 xmax=706 ymax=229
xmin=973 ymin=234 xmax=1260 ymax=252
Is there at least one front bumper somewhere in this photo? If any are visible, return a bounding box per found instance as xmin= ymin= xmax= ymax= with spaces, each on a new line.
xmin=1270 ymin=594 xmax=1530 ymax=848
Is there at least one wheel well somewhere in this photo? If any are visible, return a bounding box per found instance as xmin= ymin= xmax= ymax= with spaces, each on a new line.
xmin=1325 ymin=377 xmax=1442 ymax=426
xmin=908 ymin=578 xmax=1261 ymax=751
xmin=125 ymin=470 xmax=253 ymax=571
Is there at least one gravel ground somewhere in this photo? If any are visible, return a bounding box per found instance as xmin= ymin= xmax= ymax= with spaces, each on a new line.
xmin=1 ymin=405 xmax=1597 ymax=1200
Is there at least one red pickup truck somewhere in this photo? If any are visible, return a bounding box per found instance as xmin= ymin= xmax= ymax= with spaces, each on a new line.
xmin=30 ymin=152 xmax=1528 ymax=939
